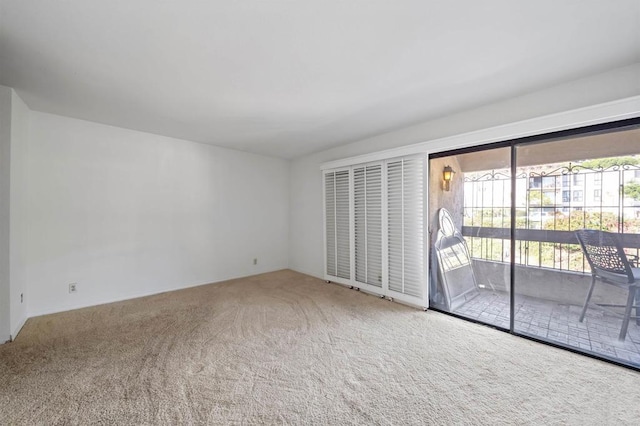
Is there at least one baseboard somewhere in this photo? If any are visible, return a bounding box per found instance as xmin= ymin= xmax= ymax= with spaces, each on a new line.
xmin=27 ymin=268 xmax=286 ymax=318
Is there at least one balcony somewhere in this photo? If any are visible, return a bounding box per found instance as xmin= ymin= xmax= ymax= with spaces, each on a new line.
xmin=446 ymin=228 xmax=640 ymax=367
xmin=454 ymin=261 xmax=640 ymax=366
xmin=429 ymin=136 xmax=640 ymax=369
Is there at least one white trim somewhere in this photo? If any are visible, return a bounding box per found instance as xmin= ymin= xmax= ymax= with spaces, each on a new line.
xmin=27 ymin=271 xmax=282 ymax=318
xmin=401 ymin=159 xmax=405 ymax=293
xmin=423 ymin=157 xmax=430 ymax=308
xmin=322 ymin=170 xmax=328 ymax=278
xmin=320 ymin=95 xmax=640 ymax=170
xmin=381 ymin=161 xmax=389 ymax=295
xmin=349 ymin=166 xmax=355 ymax=282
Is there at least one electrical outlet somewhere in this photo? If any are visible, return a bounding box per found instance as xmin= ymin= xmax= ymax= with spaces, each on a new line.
xmin=69 ymin=283 xmax=78 ymax=294
xmin=253 ymin=258 xmax=258 ymax=265
xmin=20 ymin=293 xmax=23 ymax=303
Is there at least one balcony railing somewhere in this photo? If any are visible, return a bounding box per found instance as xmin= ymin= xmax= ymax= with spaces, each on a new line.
xmin=462 ymin=161 xmax=640 ymax=273
xmin=462 ymin=226 xmax=640 ymax=273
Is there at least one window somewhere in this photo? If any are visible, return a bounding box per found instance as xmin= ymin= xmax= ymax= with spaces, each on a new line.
xmin=573 ymin=174 xmax=584 ymax=186
xmin=594 ymin=189 xmax=601 ymax=202
xmin=562 ymin=190 xmax=571 ymax=202
xmin=529 ymin=177 xmax=542 ymax=189
xmin=562 ymin=175 xmax=570 ymax=187
xmin=573 ymin=190 xmax=583 ymax=202
xmin=430 ymin=146 xmax=511 ymax=328
xmin=542 ymin=176 xmax=556 ymax=188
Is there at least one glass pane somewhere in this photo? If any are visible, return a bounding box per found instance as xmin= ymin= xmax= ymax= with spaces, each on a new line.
xmin=429 ymin=147 xmax=511 ymax=329
xmin=514 ymin=126 xmax=640 ymax=368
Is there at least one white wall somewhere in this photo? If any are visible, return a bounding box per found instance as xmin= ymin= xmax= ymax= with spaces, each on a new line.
xmin=27 ymin=112 xmax=289 ymax=316
xmin=0 ymin=86 xmax=11 ymax=341
xmin=10 ymin=91 xmax=29 ymax=337
xmin=289 ymin=63 xmax=640 ymax=279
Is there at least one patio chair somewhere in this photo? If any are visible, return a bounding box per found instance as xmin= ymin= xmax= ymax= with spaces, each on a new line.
xmin=575 ymin=229 xmax=640 ymax=341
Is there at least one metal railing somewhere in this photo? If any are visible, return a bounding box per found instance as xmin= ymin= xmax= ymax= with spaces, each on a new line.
xmin=462 ymin=162 xmax=640 ymax=273
xmin=461 ymin=226 xmax=640 ymax=273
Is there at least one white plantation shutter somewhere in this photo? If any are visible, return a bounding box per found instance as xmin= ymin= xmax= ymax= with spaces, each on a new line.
xmin=354 ymin=164 xmax=383 ymax=288
xmin=387 ymin=157 xmax=425 ymax=298
xmin=325 ymin=170 xmax=351 ymax=280
xmin=325 ymin=172 xmax=337 ymax=276
xmin=387 ymin=160 xmax=404 ymax=293
xmin=324 ymin=155 xmax=426 ymax=307
xmin=335 ymin=170 xmax=351 ymax=279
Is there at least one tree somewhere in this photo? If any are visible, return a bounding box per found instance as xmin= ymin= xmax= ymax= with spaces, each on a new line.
xmin=528 ymin=190 xmax=553 ymax=206
xmin=624 ymin=182 xmax=640 ymax=201
xmin=544 ymin=211 xmax=619 ymax=232
xmin=580 ymin=156 xmax=639 ymax=169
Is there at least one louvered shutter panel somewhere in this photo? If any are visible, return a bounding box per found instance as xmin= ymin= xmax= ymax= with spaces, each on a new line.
xmin=325 ymin=172 xmax=337 ymax=276
xmin=354 ymin=164 xmax=383 ymax=288
xmin=401 ymin=157 xmax=425 ymax=297
xmin=387 ymin=160 xmax=404 ymax=293
xmin=387 ymin=157 xmax=425 ymax=298
xmin=354 ymin=167 xmax=366 ymax=282
xmin=335 ymin=170 xmax=351 ymax=280
xmin=325 ymin=170 xmax=351 ymax=280
xmin=366 ymin=165 xmax=383 ymax=287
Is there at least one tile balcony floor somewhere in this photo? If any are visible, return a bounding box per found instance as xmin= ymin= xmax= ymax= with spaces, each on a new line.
xmin=454 ymin=289 xmax=640 ymax=367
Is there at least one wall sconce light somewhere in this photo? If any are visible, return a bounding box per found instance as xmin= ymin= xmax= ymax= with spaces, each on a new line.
xmin=443 ymin=165 xmax=455 ymax=191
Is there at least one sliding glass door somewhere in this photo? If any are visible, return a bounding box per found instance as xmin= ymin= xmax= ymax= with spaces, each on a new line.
xmin=429 ymin=120 xmax=640 ymax=369
xmin=514 ymin=128 xmax=640 ymax=366
xmin=429 ymin=146 xmax=511 ymax=329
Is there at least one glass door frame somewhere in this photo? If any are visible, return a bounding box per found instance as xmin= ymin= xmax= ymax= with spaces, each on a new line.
xmin=428 ymin=116 xmax=640 ymax=372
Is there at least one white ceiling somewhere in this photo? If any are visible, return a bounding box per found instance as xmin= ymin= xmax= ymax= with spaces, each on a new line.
xmin=1 ymin=1 xmax=639 ymax=159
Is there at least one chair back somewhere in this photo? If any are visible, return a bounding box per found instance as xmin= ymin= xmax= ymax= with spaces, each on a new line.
xmin=575 ymin=229 xmax=634 ymax=284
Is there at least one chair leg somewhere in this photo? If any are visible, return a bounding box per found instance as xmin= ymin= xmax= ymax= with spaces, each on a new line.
xmin=636 ymin=289 xmax=640 ymax=326
xmin=619 ymin=287 xmax=636 ymax=341
xmin=580 ymin=275 xmax=597 ymax=323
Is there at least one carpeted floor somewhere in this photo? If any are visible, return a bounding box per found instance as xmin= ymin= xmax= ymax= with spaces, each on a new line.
xmin=1 ymin=270 xmax=639 ymax=425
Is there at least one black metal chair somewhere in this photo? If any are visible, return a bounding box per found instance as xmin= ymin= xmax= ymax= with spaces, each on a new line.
xmin=575 ymin=229 xmax=640 ymax=341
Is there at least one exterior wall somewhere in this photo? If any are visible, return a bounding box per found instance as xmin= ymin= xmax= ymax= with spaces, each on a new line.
xmin=473 ymin=260 xmax=626 ymax=306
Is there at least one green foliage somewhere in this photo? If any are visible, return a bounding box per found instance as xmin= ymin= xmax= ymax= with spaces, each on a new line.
xmin=528 ymin=190 xmax=553 ymax=206
xmin=580 ymin=156 xmax=639 ymax=169
xmin=465 ymin=208 xmax=512 ymax=228
xmin=543 ymin=211 xmax=619 ymax=232
xmin=467 ymin=237 xmax=508 ymax=263
xmin=624 ymin=182 xmax=640 ymax=201
xmin=464 ymin=208 xmax=640 ymax=234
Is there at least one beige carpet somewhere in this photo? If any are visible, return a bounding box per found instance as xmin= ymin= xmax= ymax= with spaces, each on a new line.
xmin=1 ymin=270 xmax=639 ymax=425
